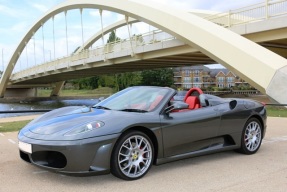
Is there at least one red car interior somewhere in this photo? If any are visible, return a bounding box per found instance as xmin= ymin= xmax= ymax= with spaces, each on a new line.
xmin=185 ymin=96 xmax=201 ymax=110
xmin=184 ymin=87 xmax=203 ymax=110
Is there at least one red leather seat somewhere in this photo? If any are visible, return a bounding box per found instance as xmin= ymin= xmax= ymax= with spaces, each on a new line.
xmin=183 ymin=87 xmax=203 ymax=102
xmin=185 ymin=96 xmax=200 ymax=110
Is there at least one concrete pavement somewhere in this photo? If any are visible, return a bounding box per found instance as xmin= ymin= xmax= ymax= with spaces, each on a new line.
xmin=0 ymin=117 xmax=286 ymax=192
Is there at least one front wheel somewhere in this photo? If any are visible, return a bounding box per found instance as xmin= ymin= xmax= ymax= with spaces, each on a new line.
xmin=111 ymin=131 xmax=154 ymax=180
xmin=237 ymin=118 xmax=262 ymax=154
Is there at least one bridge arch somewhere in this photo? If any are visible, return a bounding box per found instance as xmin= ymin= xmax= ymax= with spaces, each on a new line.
xmin=1 ymin=0 xmax=287 ymax=103
xmin=76 ymin=18 xmax=138 ymax=53
xmin=76 ymin=10 xmax=216 ymax=53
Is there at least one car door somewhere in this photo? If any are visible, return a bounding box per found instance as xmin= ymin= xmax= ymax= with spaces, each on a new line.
xmin=160 ymin=106 xmax=221 ymax=157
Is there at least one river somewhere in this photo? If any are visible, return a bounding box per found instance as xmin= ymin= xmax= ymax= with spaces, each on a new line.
xmin=0 ymin=99 xmax=100 ymax=118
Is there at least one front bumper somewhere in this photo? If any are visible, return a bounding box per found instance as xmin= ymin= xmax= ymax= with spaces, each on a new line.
xmin=18 ymin=132 xmax=120 ymax=176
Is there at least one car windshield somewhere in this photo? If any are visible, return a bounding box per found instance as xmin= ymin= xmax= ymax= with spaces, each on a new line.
xmin=93 ymin=87 xmax=170 ymax=112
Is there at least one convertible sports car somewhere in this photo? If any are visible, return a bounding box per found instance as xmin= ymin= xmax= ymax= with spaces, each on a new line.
xmin=18 ymin=86 xmax=266 ymax=180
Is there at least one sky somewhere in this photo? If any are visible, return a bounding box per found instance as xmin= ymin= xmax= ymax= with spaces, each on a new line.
xmin=0 ymin=0 xmax=264 ymax=71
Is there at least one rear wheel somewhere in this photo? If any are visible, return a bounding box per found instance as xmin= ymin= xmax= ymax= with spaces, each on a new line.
xmin=237 ymin=118 xmax=262 ymax=154
xmin=111 ymin=131 xmax=154 ymax=180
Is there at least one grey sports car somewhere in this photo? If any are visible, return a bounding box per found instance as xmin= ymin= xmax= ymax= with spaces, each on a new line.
xmin=18 ymin=86 xmax=266 ymax=180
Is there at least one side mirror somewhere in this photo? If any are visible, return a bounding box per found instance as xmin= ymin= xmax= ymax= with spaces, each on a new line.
xmin=165 ymin=101 xmax=189 ymax=114
xmin=99 ymin=97 xmax=105 ymax=101
xmin=199 ymin=94 xmax=209 ymax=107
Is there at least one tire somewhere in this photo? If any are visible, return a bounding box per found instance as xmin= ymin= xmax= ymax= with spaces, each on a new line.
xmin=111 ymin=131 xmax=154 ymax=180
xmin=237 ymin=118 xmax=263 ymax=155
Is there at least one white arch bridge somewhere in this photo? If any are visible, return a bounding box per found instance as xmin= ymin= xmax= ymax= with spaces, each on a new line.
xmin=1 ymin=0 xmax=287 ymax=104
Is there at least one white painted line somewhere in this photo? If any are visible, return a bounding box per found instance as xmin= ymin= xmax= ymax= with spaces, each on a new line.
xmin=0 ymin=133 xmax=4 ymax=136
xmin=8 ymin=139 xmax=16 ymax=144
xmin=33 ymin=171 xmax=48 ymax=174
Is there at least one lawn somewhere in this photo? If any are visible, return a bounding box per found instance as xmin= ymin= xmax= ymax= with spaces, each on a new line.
xmin=266 ymin=106 xmax=287 ymax=118
xmin=0 ymin=120 xmax=31 ymax=133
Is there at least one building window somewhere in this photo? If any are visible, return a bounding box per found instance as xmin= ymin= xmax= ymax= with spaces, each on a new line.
xmin=193 ymin=84 xmax=201 ymax=88
xmin=218 ymin=84 xmax=224 ymax=88
xmin=227 ymin=83 xmax=235 ymax=87
xmin=184 ymin=77 xmax=191 ymax=83
xmin=227 ymin=77 xmax=234 ymax=83
xmin=184 ymin=84 xmax=191 ymax=89
xmin=218 ymin=77 xmax=224 ymax=83
xmin=185 ymin=70 xmax=191 ymax=77
xmin=193 ymin=77 xmax=200 ymax=83
xmin=194 ymin=70 xmax=200 ymax=76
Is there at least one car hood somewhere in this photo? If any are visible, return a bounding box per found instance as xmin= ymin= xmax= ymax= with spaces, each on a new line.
xmin=28 ymin=106 xmax=101 ymax=135
xmin=19 ymin=106 xmax=148 ymax=141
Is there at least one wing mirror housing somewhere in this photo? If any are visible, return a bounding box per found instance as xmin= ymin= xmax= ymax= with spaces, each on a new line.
xmin=199 ymin=94 xmax=209 ymax=107
xmin=165 ymin=101 xmax=189 ymax=114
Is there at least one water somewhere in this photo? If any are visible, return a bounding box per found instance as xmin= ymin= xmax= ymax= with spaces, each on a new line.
xmin=0 ymin=99 xmax=100 ymax=118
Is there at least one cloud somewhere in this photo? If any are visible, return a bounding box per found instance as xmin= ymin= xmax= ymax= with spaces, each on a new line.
xmin=0 ymin=4 xmax=24 ymax=18
xmin=31 ymin=3 xmax=49 ymax=13
xmin=89 ymin=10 xmax=99 ymax=17
xmin=11 ymin=22 xmax=29 ymax=32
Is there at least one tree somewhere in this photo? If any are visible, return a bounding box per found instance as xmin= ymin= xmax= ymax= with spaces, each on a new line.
xmin=141 ymin=68 xmax=174 ymax=87
xmin=107 ymin=30 xmax=121 ymax=43
xmin=133 ymin=34 xmax=144 ymax=45
xmin=69 ymin=68 xmax=173 ymax=91
xmin=71 ymin=76 xmax=99 ymax=89
xmin=98 ymin=75 xmax=115 ymax=88
xmin=115 ymin=72 xmax=142 ymax=91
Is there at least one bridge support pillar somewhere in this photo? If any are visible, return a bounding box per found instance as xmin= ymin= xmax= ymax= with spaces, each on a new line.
xmin=4 ymin=88 xmax=37 ymax=97
xmin=50 ymin=81 xmax=65 ymax=97
xmin=267 ymin=66 xmax=287 ymax=104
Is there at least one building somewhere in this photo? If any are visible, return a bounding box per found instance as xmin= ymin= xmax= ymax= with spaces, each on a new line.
xmin=174 ymin=66 xmax=250 ymax=90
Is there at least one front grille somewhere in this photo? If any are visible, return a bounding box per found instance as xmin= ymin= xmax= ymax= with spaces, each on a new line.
xmin=31 ymin=151 xmax=67 ymax=169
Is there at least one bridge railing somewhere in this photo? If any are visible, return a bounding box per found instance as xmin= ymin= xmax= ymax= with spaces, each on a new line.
xmin=11 ymin=29 xmax=177 ymax=80
xmin=70 ymin=29 xmax=175 ymax=59
xmin=205 ymin=0 xmax=287 ymax=27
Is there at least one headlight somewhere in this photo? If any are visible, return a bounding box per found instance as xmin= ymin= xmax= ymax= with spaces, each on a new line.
xmin=64 ymin=121 xmax=105 ymax=136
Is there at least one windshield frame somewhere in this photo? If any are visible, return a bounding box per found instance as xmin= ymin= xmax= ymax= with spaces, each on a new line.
xmin=93 ymin=86 xmax=173 ymax=112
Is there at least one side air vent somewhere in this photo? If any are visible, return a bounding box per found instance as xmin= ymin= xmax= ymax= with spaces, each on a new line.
xmin=229 ymin=100 xmax=237 ymax=110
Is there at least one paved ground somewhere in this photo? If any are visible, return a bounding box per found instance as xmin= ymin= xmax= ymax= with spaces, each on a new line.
xmin=0 ymin=117 xmax=286 ymax=192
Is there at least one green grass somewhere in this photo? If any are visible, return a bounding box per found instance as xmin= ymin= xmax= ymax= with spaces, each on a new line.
xmin=266 ymin=106 xmax=287 ymax=118
xmin=37 ymin=87 xmax=114 ymax=97
xmin=0 ymin=120 xmax=31 ymax=133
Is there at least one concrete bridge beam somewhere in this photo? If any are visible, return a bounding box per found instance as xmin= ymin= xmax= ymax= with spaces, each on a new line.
xmin=50 ymin=81 xmax=65 ymax=97
xmin=1 ymin=0 xmax=287 ymax=104
xmin=267 ymin=66 xmax=287 ymax=104
xmin=4 ymin=88 xmax=37 ymax=97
